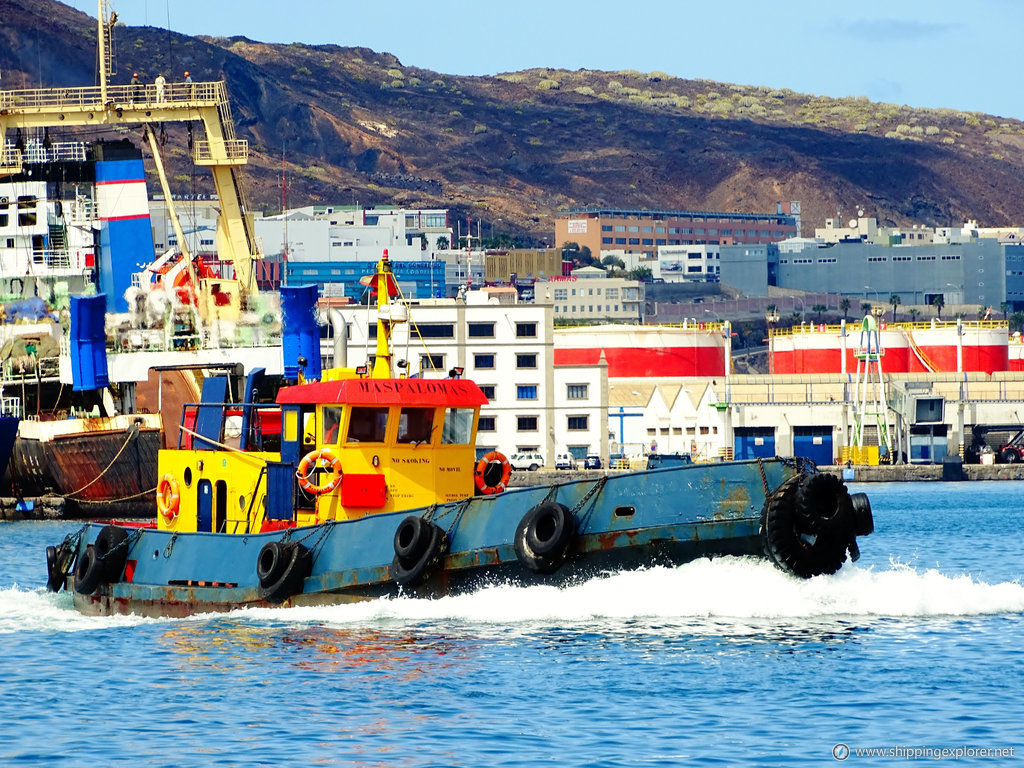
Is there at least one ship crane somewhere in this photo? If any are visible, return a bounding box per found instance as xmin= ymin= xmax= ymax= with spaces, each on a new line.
xmin=0 ymin=0 xmax=263 ymax=316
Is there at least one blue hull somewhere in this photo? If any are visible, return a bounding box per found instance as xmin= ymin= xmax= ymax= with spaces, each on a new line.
xmin=59 ymin=459 xmax=863 ymax=617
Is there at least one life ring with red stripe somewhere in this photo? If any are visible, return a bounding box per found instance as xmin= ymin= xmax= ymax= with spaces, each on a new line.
xmin=474 ymin=450 xmax=511 ymax=495
xmin=157 ymin=473 xmax=180 ymax=522
xmin=297 ymin=448 xmax=343 ymax=495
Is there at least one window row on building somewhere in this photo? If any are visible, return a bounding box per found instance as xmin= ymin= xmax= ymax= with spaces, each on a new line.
xmin=552 ymin=287 xmax=620 ymax=299
xmin=478 ymin=414 xmax=591 ymax=432
xmin=471 ymin=381 xmax=589 ymax=399
xmin=554 ymin=305 xmax=623 ymax=313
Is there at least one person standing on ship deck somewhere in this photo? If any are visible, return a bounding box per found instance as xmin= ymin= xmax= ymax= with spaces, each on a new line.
xmin=155 ymin=73 xmax=166 ymax=102
xmin=130 ymin=72 xmax=140 ymax=105
xmin=184 ymin=71 xmax=193 ymax=99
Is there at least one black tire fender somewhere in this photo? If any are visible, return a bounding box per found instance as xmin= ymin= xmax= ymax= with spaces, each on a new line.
xmin=514 ymin=502 xmax=575 ymax=574
xmin=257 ymin=542 xmax=312 ymax=604
xmin=794 ymin=473 xmax=851 ymax=536
xmin=45 ymin=545 xmax=63 ymax=593
xmin=73 ymin=545 xmax=103 ymax=595
xmin=94 ymin=525 xmax=130 ymax=582
xmin=760 ymin=476 xmax=851 ymax=579
xmin=393 ymin=516 xmax=430 ymax=561
xmin=257 ymin=541 xmax=290 ymax=588
xmin=391 ymin=517 xmax=447 ymax=588
xmin=850 ymin=492 xmax=874 ymax=537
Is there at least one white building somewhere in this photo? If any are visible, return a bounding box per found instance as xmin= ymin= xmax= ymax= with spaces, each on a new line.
xmin=253 ymin=205 xmax=453 ymax=264
xmin=537 ymin=267 xmax=644 ymax=323
xmin=323 ymin=292 xmax=608 ymax=464
xmin=608 ymin=378 xmax=727 ymax=461
xmin=656 ymin=244 xmax=721 ymax=282
xmin=149 ymin=198 xmax=224 ymax=257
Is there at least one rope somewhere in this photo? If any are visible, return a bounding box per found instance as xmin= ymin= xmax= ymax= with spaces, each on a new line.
xmin=92 ymin=485 xmax=158 ymax=503
xmin=65 ymin=425 xmax=140 ymax=500
xmin=177 ymin=423 xmax=269 ymax=466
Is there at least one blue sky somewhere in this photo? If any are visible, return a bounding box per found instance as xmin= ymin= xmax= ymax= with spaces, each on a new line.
xmin=68 ymin=0 xmax=1024 ymax=119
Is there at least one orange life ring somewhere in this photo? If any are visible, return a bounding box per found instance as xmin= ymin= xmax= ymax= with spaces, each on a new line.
xmin=157 ymin=473 xmax=180 ymax=522
xmin=297 ymin=448 xmax=343 ymax=495
xmin=474 ymin=450 xmax=511 ymax=495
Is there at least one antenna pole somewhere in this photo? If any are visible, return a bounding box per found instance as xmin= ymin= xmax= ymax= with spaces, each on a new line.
xmin=97 ymin=0 xmax=117 ymax=102
xmin=281 ymin=142 xmax=288 ymax=282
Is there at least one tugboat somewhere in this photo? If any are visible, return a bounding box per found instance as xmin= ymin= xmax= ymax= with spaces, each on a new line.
xmin=46 ymin=252 xmax=874 ymax=617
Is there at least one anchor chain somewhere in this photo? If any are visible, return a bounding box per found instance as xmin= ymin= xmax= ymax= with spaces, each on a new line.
xmin=162 ymin=532 xmax=178 ymax=558
xmin=571 ymin=475 xmax=609 ymax=530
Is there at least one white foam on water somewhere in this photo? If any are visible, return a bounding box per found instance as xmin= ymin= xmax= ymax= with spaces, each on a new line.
xmin=5 ymin=558 xmax=1022 ymax=633
xmin=0 ymin=585 xmax=155 ymax=634
xmin=235 ymin=557 xmax=1024 ymax=629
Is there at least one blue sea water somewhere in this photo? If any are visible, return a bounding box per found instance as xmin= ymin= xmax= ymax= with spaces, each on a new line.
xmin=1 ymin=482 xmax=1022 ymax=767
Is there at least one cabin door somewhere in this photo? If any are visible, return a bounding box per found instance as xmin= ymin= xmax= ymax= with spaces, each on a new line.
xmin=197 ymin=479 xmax=213 ymax=532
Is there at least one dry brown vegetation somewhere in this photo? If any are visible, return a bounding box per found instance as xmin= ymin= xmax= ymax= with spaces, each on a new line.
xmin=4 ymin=0 xmax=1024 ymax=240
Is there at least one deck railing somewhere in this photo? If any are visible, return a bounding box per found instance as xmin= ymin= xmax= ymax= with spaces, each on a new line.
xmin=0 ymin=80 xmax=224 ymax=111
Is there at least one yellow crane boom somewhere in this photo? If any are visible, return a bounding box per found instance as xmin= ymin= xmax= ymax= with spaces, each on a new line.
xmin=0 ymin=78 xmax=262 ymax=301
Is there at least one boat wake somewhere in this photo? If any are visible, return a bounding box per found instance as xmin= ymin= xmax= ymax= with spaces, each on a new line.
xmin=3 ymin=557 xmax=1022 ymax=634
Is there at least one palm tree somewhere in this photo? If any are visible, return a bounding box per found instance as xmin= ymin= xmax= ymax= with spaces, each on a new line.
xmin=908 ymin=308 xmax=920 ymax=323
xmin=860 ymin=301 xmax=872 ymax=316
xmin=932 ymin=294 xmax=945 ymax=319
xmin=840 ymin=297 xmax=851 ymax=322
xmin=1001 ymin=302 xmax=1010 ymax=321
xmin=889 ymin=294 xmax=901 ymax=323
xmin=812 ymin=304 xmax=826 ymax=322
xmin=1011 ymin=312 xmax=1024 ymax=334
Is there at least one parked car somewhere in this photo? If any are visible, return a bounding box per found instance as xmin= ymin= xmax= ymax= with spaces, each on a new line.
xmin=584 ymin=454 xmax=602 ymax=469
xmin=509 ymin=452 xmax=544 ymax=471
xmin=555 ymin=453 xmax=578 ymax=470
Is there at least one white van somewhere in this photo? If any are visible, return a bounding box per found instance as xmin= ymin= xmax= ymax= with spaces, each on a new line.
xmin=509 ymin=454 xmax=548 ymax=473
xmin=509 ymin=452 xmax=545 ymax=471
xmin=555 ymin=453 xmax=578 ymax=470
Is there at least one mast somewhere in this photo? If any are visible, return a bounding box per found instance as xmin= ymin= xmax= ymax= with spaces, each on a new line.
xmin=281 ymin=143 xmax=288 ymax=271
xmin=371 ymin=250 xmax=396 ymax=378
xmin=97 ymin=0 xmax=117 ymax=103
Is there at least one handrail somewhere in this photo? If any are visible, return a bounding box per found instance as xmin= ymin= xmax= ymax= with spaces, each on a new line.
xmin=903 ymin=330 xmax=937 ymax=372
xmin=0 ymin=80 xmax=224 ymax=111
xmin=773 ymin=319 xmax=1009 ymax=336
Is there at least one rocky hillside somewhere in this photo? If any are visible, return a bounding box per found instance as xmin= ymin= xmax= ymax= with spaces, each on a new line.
xmin=4 ymin=0 xmax=1024 ymax=241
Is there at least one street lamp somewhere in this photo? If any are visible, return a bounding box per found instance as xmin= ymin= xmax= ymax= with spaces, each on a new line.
xmin=765 ymin=309 xmax=780 ymax=375
xmin=791 ymin=295 xmax=805 ymax=325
